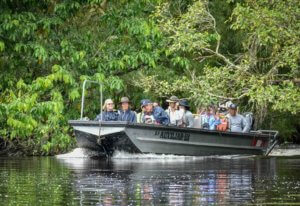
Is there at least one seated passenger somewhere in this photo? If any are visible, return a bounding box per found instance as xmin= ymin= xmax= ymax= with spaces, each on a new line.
xmin=178 ymin=99 xmax=194 ymax=128
xmin=209 ymin=107 xmax=221 ymax=130
xmin=137 ymin=99 xmax=146 ymax=123
xmin=118 ymin=97 xmax=136 ymax=123
xmin=153 ymin=101 xmax=159 ymax=107
xmin=198 ymin=107 xmax=207 ymax=129
xmin=202 ymin=106 xmax=220 ymax=130
xmin=165 ymin=96 xmax=181 ymax=126
xmin=216 ymin=108 xmax=228 ymax=131
xmin=142 ymin=100 xmax=169 ymax=125
xmin=153 ymin=102 xmax=170 ymax=125
xmin=143 ymin=101 xmax=155 ymax=124
xmin=226 ymin=104 xmax=250 ymax=133
xmin=218 ymin=103 xmax=228 ymax=115
xmin=95 ymin=99 xmax=118 ymax=121
xmin=193 ymin=107 xmax=206 ymax=128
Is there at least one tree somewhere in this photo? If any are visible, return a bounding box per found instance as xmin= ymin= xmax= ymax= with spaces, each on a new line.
xmin=0 ymin=0 xmax=164 ymax=155
xmin=136 ymin=0 xmax=299 ymax=139
xmin=0 ymin=0 xmax=299 ymax=155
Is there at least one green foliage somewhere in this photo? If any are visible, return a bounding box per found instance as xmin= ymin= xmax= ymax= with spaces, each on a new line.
xmin=135 ymin=0 xmax=299 ymax=140
xmin=0 ymin=0 xmax=166 ymax=155
xmin=0 ymin=0 xmax=299 ymax=153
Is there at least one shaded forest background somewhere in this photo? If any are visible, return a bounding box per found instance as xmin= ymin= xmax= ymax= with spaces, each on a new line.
xmin=0 ymin=0 xmax=299 ymax=155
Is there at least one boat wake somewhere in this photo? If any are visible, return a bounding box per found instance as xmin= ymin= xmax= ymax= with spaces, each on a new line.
xmin=112 ymin=151 xmax=256 ymax=160
xmin=56 ymin=148 xmax=90 ymax=158
xmin=56 ymin=148 xmax=256 ymax=160
xmin=112 ymin=150 xmax=201 ymax=160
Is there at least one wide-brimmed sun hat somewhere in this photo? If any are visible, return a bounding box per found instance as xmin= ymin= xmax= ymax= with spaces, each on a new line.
xmin=178 ymin=99 xmax=190 ymax=109
xmin=166 ymin=96 xmax=179 ymax=103
xmin=119 ymin=97 xmax=131 ymax=104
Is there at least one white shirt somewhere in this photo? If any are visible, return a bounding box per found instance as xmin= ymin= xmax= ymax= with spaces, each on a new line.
xmin=165 ymin=107 xmax=181 ymax=125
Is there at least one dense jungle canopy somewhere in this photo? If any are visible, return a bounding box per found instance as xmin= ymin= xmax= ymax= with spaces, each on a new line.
xmin=0 ymin=0 xmax=299 ymax=155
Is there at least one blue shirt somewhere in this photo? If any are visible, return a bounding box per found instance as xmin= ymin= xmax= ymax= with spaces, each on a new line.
xmin=208 ymin=116 xmax=221 ymax=130
xmin=118 ymin=110 xmax=136 ymax=123
xmin=153 ymin=106 xmax=170 ymax=125
xmin=203 ymin=114 xmax=220 ymax=130
xmin=95 ymin=111 xmax=118 ymax=121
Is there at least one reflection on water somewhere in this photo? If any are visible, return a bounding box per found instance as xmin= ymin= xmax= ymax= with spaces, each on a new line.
xmin=0 ymin=155 xmax=300 ymax=205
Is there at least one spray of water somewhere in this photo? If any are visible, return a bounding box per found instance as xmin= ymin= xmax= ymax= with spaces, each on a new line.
xmin=113 ymin=151 xmax=186 ymax=159
xmin=56 ymin=148 xmax=89 ymax=158
xmin=56 ymin=148 xmax=257 ymax=160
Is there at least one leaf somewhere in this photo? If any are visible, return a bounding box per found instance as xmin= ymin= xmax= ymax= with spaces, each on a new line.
xmin=0 ymin=41 xmax=5 ymax=52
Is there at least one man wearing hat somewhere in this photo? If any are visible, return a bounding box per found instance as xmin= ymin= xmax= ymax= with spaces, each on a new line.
xmin=165 ymin=96 xmax=181 ymax=126
xmin=226 ymin=103 xmax=250 ymax=133
xmin=142 ymin=99 xmax=169 ymax=125
xmin=178 ymin=99 xmax=194 ymax=128
xmin=118 ymin=97 xmax=136 ymax=123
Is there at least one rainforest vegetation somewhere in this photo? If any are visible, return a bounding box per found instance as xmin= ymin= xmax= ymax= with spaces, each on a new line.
xmin=0 ymin=0 xmax=299 ymax=155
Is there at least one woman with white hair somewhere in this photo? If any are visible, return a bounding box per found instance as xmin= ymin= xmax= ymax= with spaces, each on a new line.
xmin=95 ymin=99 xmax=118 ymax=121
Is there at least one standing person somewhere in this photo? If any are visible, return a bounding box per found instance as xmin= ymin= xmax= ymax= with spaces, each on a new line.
xmin=178 ymin=99 xmax=194 ymax=128
xmin=142 ymin=99 xmax=169 ymax=125
xmin=165 ymin=96 xmax=181 ymax=126
xmin=95 ymin=99 xmax=118 ymax=121
xmin=226 ymin=104 xmax=250 ymax=133
xmin=137 ymin=99 xmax=146 ymax=123
xmin=118 ymin=97 xmax=136 ymax=123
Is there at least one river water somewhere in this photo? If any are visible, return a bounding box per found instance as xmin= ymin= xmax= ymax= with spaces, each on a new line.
xmin=0 ymin=151 xmax=300 ymax=205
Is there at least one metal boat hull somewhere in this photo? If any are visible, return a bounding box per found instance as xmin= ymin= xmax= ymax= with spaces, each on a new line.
xmin=69 ymin=120 xmax=278 ymax=157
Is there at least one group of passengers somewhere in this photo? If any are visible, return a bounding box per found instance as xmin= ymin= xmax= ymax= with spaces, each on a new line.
xmin=95 ymin=96 xmax=251 ymax=133
xmin=197 ymin=103 xmax=251 ymax=133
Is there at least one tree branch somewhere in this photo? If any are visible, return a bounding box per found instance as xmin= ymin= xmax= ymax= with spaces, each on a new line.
xmin=202 ymin=48 xmax=241 ymax=70
xmin=206 ymin=7 xmax=220 ymax=53
xmin=206 ymin=90 xmax=249 ymax=100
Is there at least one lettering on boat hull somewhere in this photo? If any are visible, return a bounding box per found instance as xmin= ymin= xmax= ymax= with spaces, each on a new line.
xmin=155 ymin=130 xmax=190 ymax=141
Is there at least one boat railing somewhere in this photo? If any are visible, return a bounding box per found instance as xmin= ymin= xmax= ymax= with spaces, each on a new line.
xmin=80 ymin=80 xmax=103 ymax=121
xmin=256 ymin=130 xmax=278 ymax=137
xmin=250 ymin=130 xmax=278 ymax=138
xmin=253 ymin=130 xmax=279 ymax=156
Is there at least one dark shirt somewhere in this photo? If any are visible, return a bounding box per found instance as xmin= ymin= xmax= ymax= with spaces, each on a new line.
xmin=118 ymin=110 xmax=136 ymax=123
xmin=153 ymin=106 xmax=170 ymax=125
xmin=95 ymin=111 xmax=118 ymax=121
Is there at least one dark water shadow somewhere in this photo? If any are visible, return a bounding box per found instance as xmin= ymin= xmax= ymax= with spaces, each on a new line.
xmin=1 ymin=156 xmax=300 ymax=205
